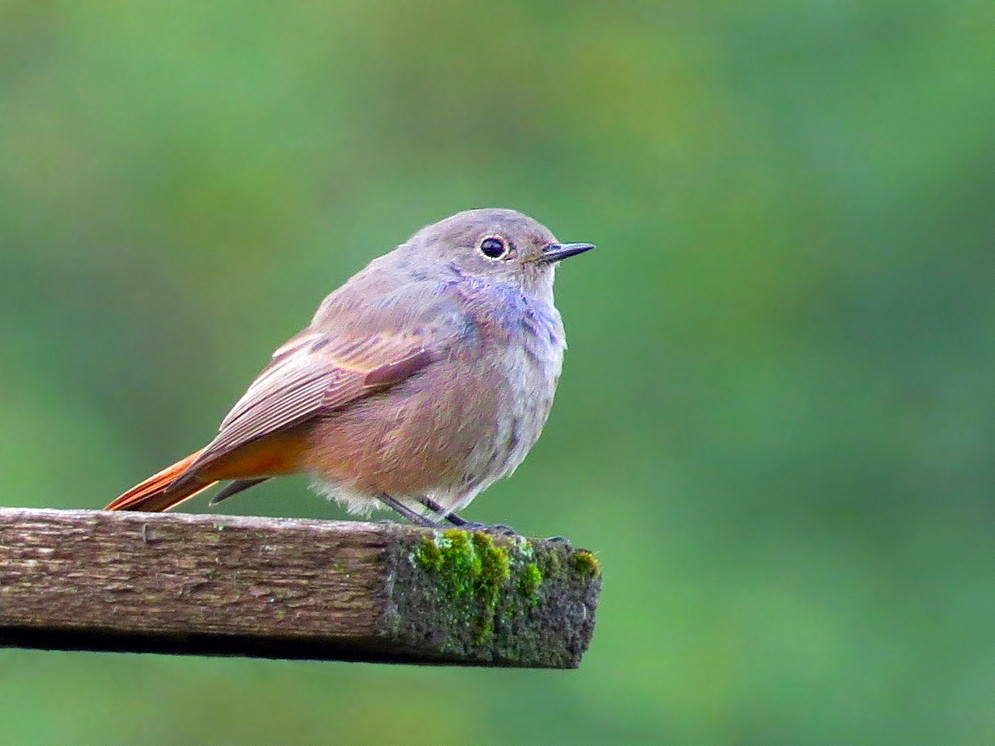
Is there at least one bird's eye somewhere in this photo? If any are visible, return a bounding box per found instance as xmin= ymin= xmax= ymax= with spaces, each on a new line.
xmin=478 ymin=236 xmax=509 ymax=259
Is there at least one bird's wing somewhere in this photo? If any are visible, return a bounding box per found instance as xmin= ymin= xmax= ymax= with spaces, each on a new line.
xmin=194 ymin=326 xmax=437 ymax=467
xmin=189 ymin=253 xmax=466 ymax=471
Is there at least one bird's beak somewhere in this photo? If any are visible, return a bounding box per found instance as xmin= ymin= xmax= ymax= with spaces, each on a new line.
xmin=540 ymin=242 xmax=596 ymax=263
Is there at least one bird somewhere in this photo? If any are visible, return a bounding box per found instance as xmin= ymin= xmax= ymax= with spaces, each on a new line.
xmin=106 ymin=208 xmax=594 ymax=530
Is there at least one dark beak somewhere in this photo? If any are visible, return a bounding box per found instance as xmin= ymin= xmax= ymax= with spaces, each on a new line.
xmin=541 ymin=242 xmax=596 ymax=263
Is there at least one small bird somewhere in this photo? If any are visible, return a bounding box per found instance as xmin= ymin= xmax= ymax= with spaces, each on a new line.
xmin=106 ymin=208 xmax=594 ymax=529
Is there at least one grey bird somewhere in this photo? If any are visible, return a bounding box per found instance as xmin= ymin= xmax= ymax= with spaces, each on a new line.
xmin=106 ymin=208 xmax=594 ymax=530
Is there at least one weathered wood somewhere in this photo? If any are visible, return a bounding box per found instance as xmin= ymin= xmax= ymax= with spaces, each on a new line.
xmin=0 ymin=507 xmax=601 ymax=668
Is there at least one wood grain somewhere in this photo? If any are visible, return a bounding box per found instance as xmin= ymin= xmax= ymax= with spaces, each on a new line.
xmin=0 ymin=508 xmax=601 ymax=668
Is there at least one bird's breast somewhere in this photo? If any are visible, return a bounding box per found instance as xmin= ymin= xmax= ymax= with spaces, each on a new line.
xmin=453 ymin=295 xmax=566 ymax=480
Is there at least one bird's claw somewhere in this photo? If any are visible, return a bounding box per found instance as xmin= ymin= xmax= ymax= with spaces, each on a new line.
xmin=457 ymin=521 xmax=518 ymax=537
xmin=544 ymin=535 xmax=573 ymax=545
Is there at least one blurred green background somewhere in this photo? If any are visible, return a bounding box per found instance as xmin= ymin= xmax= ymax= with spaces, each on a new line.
xmin=0 ymin=2 xmax=991 ymax=744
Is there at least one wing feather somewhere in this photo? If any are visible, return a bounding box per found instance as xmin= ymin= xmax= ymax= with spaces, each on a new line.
xmin=191 ymin=267 xmax=465 ymax=471
xmin=194 ymin=329 xmax=434 ymax=467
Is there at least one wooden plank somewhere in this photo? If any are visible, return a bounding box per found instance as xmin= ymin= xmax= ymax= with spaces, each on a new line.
xmin=0 ymin=508 xmax=601 ymax=668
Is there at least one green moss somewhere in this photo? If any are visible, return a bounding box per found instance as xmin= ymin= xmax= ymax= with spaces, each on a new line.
xmin=519 ymin=563 xmax=543 ymax=605
xmin=443 ymin=530 xmax=484 ymax=592
xmin=474 ymin=532 xmax=511 ymax=587
xmin=541 ymin=547 xmax=561 ymax=574
xmin=414 ymin=535 xmax=443 ymax=573
xmin=398 ymin=530 xmax=602 ymax=665
xmin=571 ymin=550 xmax=601 ymax=577
xmin=411 ymin=529 xmax=538 ymax=644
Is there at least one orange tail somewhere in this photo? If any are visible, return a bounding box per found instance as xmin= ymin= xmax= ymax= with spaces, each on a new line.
xmin=106 ymin=449 xmax=216 ymax=512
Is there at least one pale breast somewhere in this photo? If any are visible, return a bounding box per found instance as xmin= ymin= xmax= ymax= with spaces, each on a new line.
xmin=479 ymin=300 xmax=565 ymax=479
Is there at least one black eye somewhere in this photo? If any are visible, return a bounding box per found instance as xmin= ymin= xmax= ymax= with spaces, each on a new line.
xmin=479 ymin=236 xmax=509 ymax=259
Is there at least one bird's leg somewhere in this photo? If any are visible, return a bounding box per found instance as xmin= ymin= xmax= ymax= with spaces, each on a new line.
xmin=415 ymin=496 xmax=518 ymax=536
xmin=377 ymin=493 xmax=439 ymax=527
xmin=414 ymin=496 xmax=473 ymax=526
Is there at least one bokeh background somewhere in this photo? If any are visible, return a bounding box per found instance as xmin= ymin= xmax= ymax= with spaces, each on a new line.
xmin=0 ymin=2 xmax=990 ymax=744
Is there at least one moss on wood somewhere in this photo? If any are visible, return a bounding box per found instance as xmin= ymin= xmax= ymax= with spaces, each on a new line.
xmin=385 ymin=527 xmax=602 ymax=668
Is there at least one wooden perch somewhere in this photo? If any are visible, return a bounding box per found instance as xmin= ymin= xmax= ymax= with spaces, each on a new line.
xmin=0 ymin=507 xmax=601 ymax=668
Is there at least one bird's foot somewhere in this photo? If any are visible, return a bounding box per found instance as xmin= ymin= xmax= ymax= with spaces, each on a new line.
xmin=543 ymin=535 xmax=573 ymax=545
xmin=451 ymin=521 xmax=519 ymax=537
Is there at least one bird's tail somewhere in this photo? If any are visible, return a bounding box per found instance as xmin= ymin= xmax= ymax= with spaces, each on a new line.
xmin=106 ymin=449 xmax=215 ymax=512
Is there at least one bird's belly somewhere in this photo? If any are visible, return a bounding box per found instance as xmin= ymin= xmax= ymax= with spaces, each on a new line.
xmin=302 ymin=337 xmax=562 ymax=508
